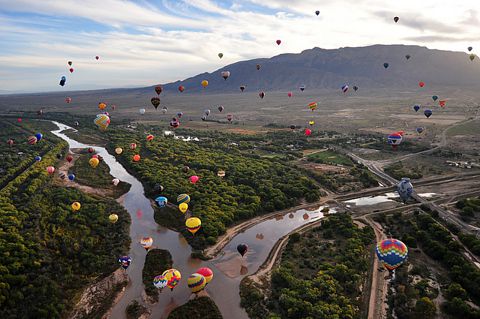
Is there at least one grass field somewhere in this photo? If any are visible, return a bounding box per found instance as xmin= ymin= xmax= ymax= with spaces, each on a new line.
xmin=447 ymin=119 xmax=480 ymax=136
xmin=306 ymin=150 xmax=353 ymax=166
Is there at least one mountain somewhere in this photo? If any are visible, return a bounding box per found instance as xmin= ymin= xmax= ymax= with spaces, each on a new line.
xmin=151 ymin=44 xmax=480 ymax=93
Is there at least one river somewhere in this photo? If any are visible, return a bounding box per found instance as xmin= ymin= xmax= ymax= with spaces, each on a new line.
xmin=51 ymin=121 xmax=331 ymax=319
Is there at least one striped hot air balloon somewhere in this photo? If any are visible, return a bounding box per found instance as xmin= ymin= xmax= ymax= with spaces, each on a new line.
xmin=308 ymin=102 xmax=318 ymax=111
xmin=196 ymin=267 xmax=214 ymax=284
xmin=185 ymin=217 xmax=201 ymax=235
xmin=177 ymin=194 xmax=190 ymax=204
xmin=187 ymin=273 xmax=206 ymax=294
xmin=162 ymin=269 xmax=181 ymax=291
xmin=94 ymin=114 xmax=110 ymax=130
xmin=27 ymin=136 xmax=38 ymax=145
xmin=376 ymin=239 xmax=408 ymax=271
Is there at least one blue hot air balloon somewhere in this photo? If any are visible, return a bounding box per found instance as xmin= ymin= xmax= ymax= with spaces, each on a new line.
xmin=59 ymin=76 xmax=66 ymax=86
xmin=416 ymin=127 xmax=424 ymax=134
xmin=432 ymin=95 xmax=438 ymax=102
xmin=35 ymin=133 xmax=43 ymax=141
xmin=413 ymin=105 xmax=420 ymax=112
xmin=34 ymin=155 xmax=42 ymax=162
xmin=397 ymin=177 xmax=413 ymax=203
xmin=383 ymin=62 xmax=389 ymax=69
xmin=155 ymin=196 xmax=168 ymax=208
xmin=376 ymin=239 xmax=408 ymax=271
xmin=424 ymin=109 xmax=433 ymax=118
xmin=68 ymin=173 xmax=75 ymax=181
xmin=118 ymin=256 xmax=132 ymax=270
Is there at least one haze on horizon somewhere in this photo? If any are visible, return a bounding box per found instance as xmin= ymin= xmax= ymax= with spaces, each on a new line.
xmin=1 ymin=0 xmax=479 ymax=93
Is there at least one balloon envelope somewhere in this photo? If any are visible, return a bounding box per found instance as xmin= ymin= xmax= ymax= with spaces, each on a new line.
xmin=187 ymin=273 xmax=206 ymax=293
xmin=196 ymin=267 xmax=213 ymax=284
xmin=185 ymin=217 xmax=201 ymax=234
xmin=179 ymin=203 xmax=188 ymax=214
xmin=71 ymin=202 xmax=81 ymax=211
xmin=155 ymin=196 xmax=168 ymax=208
xmin=109 ymin=214 xmax=119 ymax=223
xmin=376 ymin=239 xmax=408 ymax=271
xmin=177 ymin=194 xmax=191 ymax=204
xmin=397 ymin=178 xmax=413 ymax=203
xmin=118 ymin=256 xmax=131 ymax=270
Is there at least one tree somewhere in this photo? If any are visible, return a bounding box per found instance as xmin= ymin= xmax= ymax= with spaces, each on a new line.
xmin=414 ymin=297 xmax=436 ymax=319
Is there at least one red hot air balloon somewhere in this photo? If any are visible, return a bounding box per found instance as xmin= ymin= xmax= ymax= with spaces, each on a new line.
xmin=66 ymin=155 xmax=73 ymax=163
xmin=17 ymin=118 xmax=22 ymax=123
xmin=439 ymin=100 xmax=446 ymax=107
xmin=69 ymin=68 xmax=74 ymax=73
xmin=189 ymin=175 xmax=199 ymax=184
xmin=259 ymin=91 xmax=265 ymax=99
xmin=7 ymin=139 xmax=14 ymax=147
xmin=88 ymin=147 xmax=94 ymax=153
xmin=65 ymin=97 xmax=72 ymax=103
xmin=305 ymin=129 xmax=312 ymax=136
xmin=418 ymin=81 xmax=425 ymax=88
xmin=178 ymin=85 xmax=185 ymax=92
xmin=287 ymin=92 xmax=292 ymax=97
xmin=46 ymin=166 xmax=55 ymax=175
xmin=155 ymin=85 xmax=163 ymax=95
xmin=227 ymin=114 xmax=233 ymax=122
xmin=276 ymin=39 xmax=281 ymax=45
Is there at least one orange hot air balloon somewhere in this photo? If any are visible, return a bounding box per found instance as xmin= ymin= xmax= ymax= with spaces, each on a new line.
xmin=133 ymin=154 xmax=141 ymax=162
xmin=146 ymin=134 xmax=154 ymax=141
xmin=439 ymin=100 xmax=446 ymax=107
xmin=418 ymin=81 xmax=425 ymax=88
xmin=98 ymin=102 xmax=107 ymax=110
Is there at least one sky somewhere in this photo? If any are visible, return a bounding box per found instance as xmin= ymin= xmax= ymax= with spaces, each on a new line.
xmin=1 ymin=0 xmax=479 ymax=93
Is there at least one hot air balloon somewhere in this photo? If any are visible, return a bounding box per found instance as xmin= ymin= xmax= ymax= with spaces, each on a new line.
xmin=201 ymin=115 xmax=207 ymax=122
xmin=387 ymin=133 xmax=403 ymax=149
xmin=188 ymin=273 xmax=206 ymax=294
xmin=74 ymin=121 xmax=79 ymax=127
xmin=470 ymin=54 xmax=476 ymax=61
xmin=95 ymin=56 xmax=99 ymax=60
xmin=177 ymin=194 xmax=191 ymax=204
xmin=183 ymin=166 xmax=190 ymax=173
xmin=186 ymin=217 xmax=201 ymax=235
xmin=204 ymin=109 xmax=211 ymax=116
xmin=94 ymin=114 xmax=110 ymax=130
xmin=439 ymin=100 xmax=446 ymax=107
xmin=240 ymin=86 xmax=245 ymax=92
xmin=217 ymin=170 xmax=226 ymax=177
xmin=468 ymin=46 xmax=473 ymax=52
xmin=287 ymin=92 xmax=292 ymax=97
xmin=341 ymin=84 xmax=349 ymax=93
xmin=59 ymin=172 xmax=66 ymax=180
xmin=162 ymin=107 xmax=168 ymax=114
xmin=300 ymin=85 xmax=305 ymax=92
xmin=259 ymin=91 xmax=265 ymax=99
xmin=151 ymin=97 xmax=160 ymax=109
xmin=432 ymin=95 xmax=438 ymax=102
xmin=66 ymin=97 xmax=72 ymax=103
xmin=46 ymin=166 xmax=55 ymax=175
xmin=162 ymin=269 xmax=181 ymax=291
xmin=376 ymin=239 xmax=408 ymax=271
xmin=189 ymin=175 xmax=199 ymax=184
xmin=6 ymin=139 xmax=14 ymax=147
xmin=196 ymin=267 xmax=213 ymax=284
xmin=416 ymin=127 xmax=424 ymax=134
xmin=276 ymin=39 xmax=281 ymax=45
xmin=154 ymin=183 xmax=164 ymax=193
xmin=308 ymin=102 xmax=317 ymax=111
xmin=393 ymin=16 xmax=399 ymax=23
xmin=115 ymin=147 xmax=123 ymax=155
xmin=221 ymin=71 xmax=230 ymax=80
xmin=17 ymin=118 xmax=22 ymax=123
xmin=413 ymin=105 xmax=420 ymax=112
xmin=155 ymin=196 xmax=168 ymax=208
xmin=383 ymin=63 xmax=389 ymax=69
xmin=112 ymin=178 xmax=120 ymax=186
xmin=130 ymin=143 xmax=136 ymax=150
xmin=405 ymin=54 xmax=411 ymax=60
xmin=237 ymin=243 xmax=248 ymax=257
xmin=133 ymin=154 xmax=141 ymax=162
xmin=397 ymin=178 xmax=413 ymax=203
xmin=140 ymin=237 xmax=153 ymax=251
xmin=28 ymin=136 xmax=38 ymax=145
xmin=109 ymin=214 xmax=119 ymax=223
xmin=89 ymin=157 xmax=100 ymax=168
xmin=201 ymin=80 xmax=209 ymax=88
xmin=218 ymin=105 xmax=224 ymax=112
xmin=256 ymin=64 xmax=261 ymax=70
xmin=353 ymin=85 xmax=358 ymax=92
xmin=37 ymin=109 xmax=44 ymax=116
xmin=98 ymin=102 xmax=107 ymax=110
xmin=118 ymin=256 xmax=131 ymax=270
xmin=218 ymin=53 xmax=223 ymax=58
xmin=309 ymin=121 xmax=315 ymax=126
xmin=66 ymin=154 xmax=73 ymax=163
xmin=155 ymin=85 xmax=163 ymax=95
xmin=68 ymin=61 xmax=72 ymax=66
xmin=146 ymin=134 xmax=154 ymax=141
xmin=153 ymin=275 xmax=168 ymax=291
xmin=139 ymin=108 xmax=146 ymax=115
xmin=418 ymin=81 xmax=425 ymax=88
xmin=59 ymin=76 xmax=66 ymax=86
xmin=305 ymin=129 xmax=312 ymax=136
xmin=69 ymin=68 xmax=74 ymax=73
xmin=178 ymin=85 xmax=185 ymax=92
xmin=71 ymin=202 xmax=81 ymax=211
xmin=170 ymin=118 xmax=179 ymax=128
xmin=35 ymin=156 xmax=41 ymax=162
xmin=315 ymin=10 xmax=320 ymax=16
xmin=68 ymin=173 xmax=75 ymax=181
xmin=88 ymin=147 xmax=94 ymax=153
xmin=177 ymin=112 xmax=183 ymax=118
xmin=424 ymin=109 xmax=433 ymax=118
xmin=227 ymin=114 xmax=233 ymax=122
xmin=179 ymin=203 xmax=188 ymax=214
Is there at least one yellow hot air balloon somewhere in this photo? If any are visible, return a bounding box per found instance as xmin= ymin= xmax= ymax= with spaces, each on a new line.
xmin=115 ymin=147 xmax=123 ymax=155
xmin=201 ymin=80 xmax=208 ymax=88
xmin=187 ymin=273 xmax=206 ymax=294
xmin=179 ymin=203 xmax=188 ymax=214
xmin=71 ymin=202 xmax=81 ymax=211
xmin=162 ymin=268 xmax=181 ymax=291
xmin=309 ymin=121 xmax=315 ymax=126
xmin=98 ymin=102 xmax=107 ymax=110
xmin=109 ymin=214 xmax=119 ymax=223
xmin=140 ymin=237 xmax=153 ymax=250
xmin=94 ymin=114 xmax=110 ymax=130
xmin=185 ymin=217 xmax=201 ymax=235
xmin=89 ymin=157 xmax=100 ymax=168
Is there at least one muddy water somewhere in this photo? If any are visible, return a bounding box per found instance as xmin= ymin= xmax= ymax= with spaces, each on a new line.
xmin=51 ymin=122 xmax=331 ymax=319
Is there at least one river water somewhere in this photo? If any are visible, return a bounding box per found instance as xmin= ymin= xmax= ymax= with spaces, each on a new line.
xmin=51 ymin=121 xmax=330 ymax=319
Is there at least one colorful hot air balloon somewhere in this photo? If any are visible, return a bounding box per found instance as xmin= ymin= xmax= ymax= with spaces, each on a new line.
xmin=259 ymin=91 xmax=265 ymax=99
xmin=155 ymin=85 xmax=163 ymax=95
xmin=276 ymin=39 xmax=281 ymax=45
xmin=153 ymin=275 xmax=168 ymax=291
xmin=189 ymin=175 xmax=199 ymax=184
xmin=413 ymin=105 xmax=420 ymax=112
xmin=130 ymin=143 xmax=136 ymax=150
xmin=240 ymin=86 xmax=245 ymax=92
xmin=201 ymin=80 xmax=209 ymax=88
xmin=177 ymin=194 xmax=191 ymax=204
xmin=178 ymin=85 xmax=185 ymax=92
xmin=115 ymin=147 xmax=123 ymax=155
xmin=424 ymin=109 xmax=433 ymax=118
xmin=118 ymin=256 xmax=131 ymax=270
xmin=68 ymin=173 xmax=75 ymax=181
xmin=89 ymin=157 xmax=100 ymax=168
xmin=66 ymin=97 xmax=72 ymax=103
xmin=305 ymin=129 xmax=312 ymax=136
xmin=155 ymin=196 xmax=168 ymax=208
xmin=237 ymin=243 xmax=248 ymax=257
xmin=28 ymin=136 xmax=38 ymax=145
xmin=397 ymin=177 xmax=413 ymax=203
xmin=387 ymin=133 xmax=403 ymax=150
xmin=439 ymin=100 xmax=446 ymax=108
xmin=133 ymin=154 xmax=141 ymax=162
xmin=418 ymin=81 xmax=425 ymax=88
xmin=179 ymin=203 xmax=188 ymax=214
xmin=112 ymin=178 xmax=120 ymax=186
xmin=188 ymin=273 xmax=206 ymax=294
xmin=376 ymin=239 xmax=408 ymax=271
xmin=383 ymin=63 xmax=389 ymax=69
xmin=146 ymin=134 xmax=154 ymax=141
xmin=140 ymin=237 xmax=153 ymax=250
xmin=94 ymin=114 xmax=110 ymax=130
xmin=287 ymin=92 xmax=292 ymax=97
xmin=218 ymin=105 xmax=224 ymax=112
xmin=46 ymin=166 xmax=55 ymax=175
xmin=162 ymin=269 xmax=181 ymax=291
xmin=109 ymin=214 xmax=119 ymax=223
xmin=151 ymin=97 xmax=160 ymax=109
xmin=196 ymin=267 xmax=213 ymax=284
xmin=221 ymin=71 xmax=230 ymax=80
xmin=393 ymin=16 xmax=399 ymax=23
xmin=185 ymin=217 xmax=201 ymax=235
xmin=170 ymin=118 xmax=179 ymax=128
xmin=71 ymin=201 xmax=81 ymax=211
xmin=341 ymin=84 xmax=349 ymax=93
xmin=308 ymin=102 xmax=318 ymax=111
